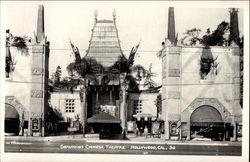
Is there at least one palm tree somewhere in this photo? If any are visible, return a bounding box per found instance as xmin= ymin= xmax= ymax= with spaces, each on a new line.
xmin=143 ymin=63 xmax=156 ymax=88
xmin=67 ymin=41 xmax=151 ymax=92
xmin=5 ymin=29 xmax=29 ymax=77
xmin=6 ymin=29 xmax=29 ymax=55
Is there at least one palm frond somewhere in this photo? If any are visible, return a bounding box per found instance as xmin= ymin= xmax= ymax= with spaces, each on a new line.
xmin=11 ymin=36 xmax=29 ymax=55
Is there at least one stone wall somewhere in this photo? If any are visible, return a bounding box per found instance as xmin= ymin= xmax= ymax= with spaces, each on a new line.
xmin=5 ymin=47 xmax=32 ymax=112
xmin=128 ymin=92 xmax=158 ymax=121
xmin=50 ymin=91 xmax=82 ymax=122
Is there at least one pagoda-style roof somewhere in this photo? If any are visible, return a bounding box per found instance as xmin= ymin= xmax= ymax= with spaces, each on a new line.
xmin=85 ymin=12 xmax=124 ymax=68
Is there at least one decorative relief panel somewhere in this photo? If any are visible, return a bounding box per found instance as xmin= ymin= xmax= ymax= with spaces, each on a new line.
xmin=168 ymin=91 xmax=180 ymax=99
xmin=167 ymin=47 xmax=181 ymax=53
xmin=169 ymin=51 xmax=180 ymax=55
xmin=30 ymin=112 xmax=41 ymax=118
xmin=182 ymin=98 xmax=232 ymax=122
xmin=32 ymin=45 xmax=44 ymax=53
xmin=31 ymin=90 xmax=43 ymax=98
xmin=5 ymin=96 xmax=29 ymax=120
xmin=32 ymin=67 xmax=43 ymax=75
xmin=168 ymin=69 xmax=180 ymax=77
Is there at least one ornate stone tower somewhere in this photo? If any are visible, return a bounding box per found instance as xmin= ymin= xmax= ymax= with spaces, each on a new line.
xmin=161 ymin=7 xmax=181 ymax=140
xmin=29 ymin=5 xmax=50 ymax=136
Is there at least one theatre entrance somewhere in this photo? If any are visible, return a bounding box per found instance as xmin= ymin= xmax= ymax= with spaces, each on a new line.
xmin=5 ymin=104 xmax=20 ymax=135
xmin=190 ymin=105 xmax=231 ymax=141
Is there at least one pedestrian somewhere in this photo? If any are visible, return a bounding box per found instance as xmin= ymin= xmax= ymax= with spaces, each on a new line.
xmin=144 ymin=126 xmax=148 ymax=139
xmin=54 ymin=123 xmax=58 ymax=136
xmin=140 ymin=127 xmax=143 ymax=136
xmin=135 ymin=126 xmax=139 ymax=136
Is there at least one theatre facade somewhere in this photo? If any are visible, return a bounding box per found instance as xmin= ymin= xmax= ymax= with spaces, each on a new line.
xmin=4 ymin=5 xmax=243 ymax=142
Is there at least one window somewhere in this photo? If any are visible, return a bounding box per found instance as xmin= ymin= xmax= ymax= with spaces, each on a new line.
xmin=133 ymin=100 xmax=142 ymax=114
xmin=65 ymin=99 xmax=75 ymax=113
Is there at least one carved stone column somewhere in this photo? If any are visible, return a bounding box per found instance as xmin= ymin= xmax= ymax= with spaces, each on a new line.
xmin=120 ymin=74 xmax=128 ymax=139
xmin=79 ymin=79 xmax=88 ymax=137
xmin=231 ymin=121 xmax=237 ymax=141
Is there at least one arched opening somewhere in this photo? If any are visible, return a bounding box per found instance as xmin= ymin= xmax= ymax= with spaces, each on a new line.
xmin=5 ymin=103 xmax=20 ymax=135
xmin=190 ymin=105 xmax=229 ymax=141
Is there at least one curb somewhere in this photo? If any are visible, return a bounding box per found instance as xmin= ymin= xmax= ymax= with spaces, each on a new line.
xmin=4 ymin=136 xmax=242 ymax=146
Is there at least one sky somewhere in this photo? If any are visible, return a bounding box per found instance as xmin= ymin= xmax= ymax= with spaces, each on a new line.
xmin=1 ymin=1 xmax=246 ymax=84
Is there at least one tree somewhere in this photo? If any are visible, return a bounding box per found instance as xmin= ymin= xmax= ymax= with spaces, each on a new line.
xmin=180 ymin=21 xmax=230 ymax=47
xmin=201 ymin=21 xmax=229 ymax=46
xmin=67 ymin=41 xmax=151 ymax=92
xmin=143 ymin=63 xmax=156 ymax=88
xmin=181 ymin=28 xmax=202 ymax=46
xmin=6 ymin=29 xmax=29 ymax=55
xmin=155 ymin=94 xmax=162 ymax=118
xmin=47 ymin=106 xmax=63 ymax=122
xmin=54 ymin=66 xmax=62 ymax=85
xmin=5 ymin=29 xmax=30 ymax=77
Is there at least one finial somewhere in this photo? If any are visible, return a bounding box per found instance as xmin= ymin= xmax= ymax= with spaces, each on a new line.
xmin=94 ymin=9 xmax=98 ymax=19
xmin=112 ymin=9 xmax=116 ymax=18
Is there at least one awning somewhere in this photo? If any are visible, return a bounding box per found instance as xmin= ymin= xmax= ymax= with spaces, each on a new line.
xmin=133 ymin=114 xmax=157 ymax=121
xmin=191 ymin=122 xmax=225 ymax=127
xmin=88 ymin=112 xmax=121 ymax=124
xmin=5 ymin=104 xmax=19 ymax=119
xmin=133 ymin=114 xmax=156 ymax=118
xmin=190 ymin=105 xmax=223 ymax=123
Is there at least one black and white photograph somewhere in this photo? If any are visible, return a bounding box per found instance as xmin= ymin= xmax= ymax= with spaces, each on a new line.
xmin=0 ymin=1 xmax=249 ymax=162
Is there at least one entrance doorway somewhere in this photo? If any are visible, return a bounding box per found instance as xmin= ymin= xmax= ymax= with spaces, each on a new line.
xmin=5 ymin=104 xmax=20 ymax=135
xmin=190 ymin=105 xmax=229 ymax=141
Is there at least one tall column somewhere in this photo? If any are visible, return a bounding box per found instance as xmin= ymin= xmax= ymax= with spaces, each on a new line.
xmin=120 ymin=75 xmax=128 ymax=139
xmin=162 ymin=46 xmax=181 ymax=140
xmin=110 ymin=87 xmax=113 ymax=105
xmin=231 ymin=121 xmax=237 ymax=141
xmin=79 ymin=79 xmax=87 ymax=137
xmin=96 ymin=89 xmax=99 ymax=104
xmin=186 ymin=122 xmax=191 ymax=140
xmin=30 ymin=5 xmax=49 ymax=137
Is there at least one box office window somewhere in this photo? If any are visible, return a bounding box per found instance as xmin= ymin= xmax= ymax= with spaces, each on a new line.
xmin=65 ymin=99 xmax=75 ymax=113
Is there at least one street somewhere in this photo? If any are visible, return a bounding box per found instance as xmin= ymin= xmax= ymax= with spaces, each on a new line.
xmin=4 ymin=137 xmax=242 ymax=156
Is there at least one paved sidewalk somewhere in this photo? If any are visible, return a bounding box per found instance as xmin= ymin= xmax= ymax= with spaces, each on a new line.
xmin=4 ymin=134 xmax=242 ymax=146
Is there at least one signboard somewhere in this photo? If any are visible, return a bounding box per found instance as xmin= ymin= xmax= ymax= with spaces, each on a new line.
xmin=32 ymin=118 xmax=39 ymax=131
xmin=127 ymin=121 xmax=136 ymax=132
xmin=73 ymin=121 xmax=80 ymax=131
xmin=152 ymin=122 xmax=161 ymax=137
xmin=68 ymin=127 xmax=77 ymax=132
xmin=100 ymin=105 xmax=116 ymax=116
